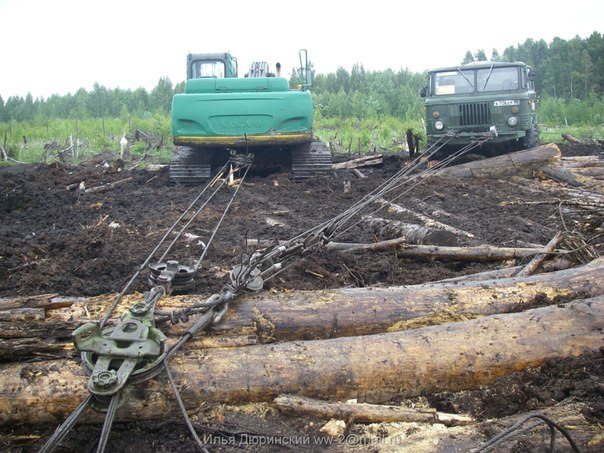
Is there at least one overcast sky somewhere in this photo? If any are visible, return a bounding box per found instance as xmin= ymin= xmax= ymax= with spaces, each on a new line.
xmin=0 ymin=0 xmax=602 ymax=99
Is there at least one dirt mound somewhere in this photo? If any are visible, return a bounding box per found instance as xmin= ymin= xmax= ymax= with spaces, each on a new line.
xmin=558 ymin=142 xmax=604 ymax=157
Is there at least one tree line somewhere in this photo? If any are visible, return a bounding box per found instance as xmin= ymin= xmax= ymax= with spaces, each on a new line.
xmin=0 ymin=78 xmax=184 ymax=123
xmin=462 ymin=31 xmax=603 ymax=100
xmin=0 ymin=32 xmax=602 ymax=125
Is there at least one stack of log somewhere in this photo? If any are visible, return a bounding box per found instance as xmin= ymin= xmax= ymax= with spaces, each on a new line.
xmin=0 ymin=259 xmax=602 ymax=425
xmin=0 ymin=143 xmax=603 ymax=451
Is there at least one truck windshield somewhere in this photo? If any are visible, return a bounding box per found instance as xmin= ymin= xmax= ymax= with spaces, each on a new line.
xmin=477 ymin=66 xmax=520 ymax=92
xmin=433 ymin=70 xmax=474 ymax=95
xmin=192 ymin=60 xmax=225 ymax=78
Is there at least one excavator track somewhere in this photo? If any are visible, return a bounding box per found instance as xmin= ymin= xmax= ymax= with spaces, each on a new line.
xmin=169 ymin=146 xmax=212 ymax=184
xmin=171 ymin=141 xmax=333 ymax=183
xmin=291 ymin=140 xmax=333 ymax=180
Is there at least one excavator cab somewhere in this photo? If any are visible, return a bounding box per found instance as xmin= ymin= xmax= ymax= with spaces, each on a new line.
xmin=186 ymin=52 xmax=238 ymax=79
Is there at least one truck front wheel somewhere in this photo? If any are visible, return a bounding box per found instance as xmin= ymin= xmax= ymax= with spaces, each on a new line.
xmin=521 ymin=123 xmax=539 ymax=149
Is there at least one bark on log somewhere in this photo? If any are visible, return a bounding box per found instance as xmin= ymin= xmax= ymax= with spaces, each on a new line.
xmin=361 ymin=215 xmax=459 ymax=246
xmin=0 ymin=293 xmax=62 ymax=310
xmin=2 ymin=259 xmax=603 ymax=360
xmin=375 ymin=198 xmax=475 ymax=238
xmin=273 ymin=394 xmax=474 ymax=426
xmin=437 ymin=144 xmax=561 ymax=179
xmin=0 ymin=297 xmax=602 ymax=425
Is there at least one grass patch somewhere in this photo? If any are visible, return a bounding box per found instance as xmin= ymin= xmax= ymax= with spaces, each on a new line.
xmin=315 ymin=116 xmax=424 ymax=155
xmin=539 ymin=124 xmax=604 ymax=143
xmin=0 ymin=116 xmax=174 ymax=165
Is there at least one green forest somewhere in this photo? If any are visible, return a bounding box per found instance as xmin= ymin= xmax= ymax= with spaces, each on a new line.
xmin=1 ymin=32 xmax=602 ymax=162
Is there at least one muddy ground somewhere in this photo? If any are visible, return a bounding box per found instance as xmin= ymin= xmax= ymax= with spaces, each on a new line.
xmin=0 ymin=143 xmax=603 ymax=452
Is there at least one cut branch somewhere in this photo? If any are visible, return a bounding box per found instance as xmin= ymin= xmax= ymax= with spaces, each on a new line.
xmin=515 ymin=231 xmax=565 ymax=277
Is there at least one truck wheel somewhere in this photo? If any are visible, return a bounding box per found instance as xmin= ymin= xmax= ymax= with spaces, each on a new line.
xmin=521 ymin=123 xmax=539 ymax=149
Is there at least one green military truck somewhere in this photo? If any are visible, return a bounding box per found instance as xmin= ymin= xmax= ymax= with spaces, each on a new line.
xmin=421 ymin=61 xmax=539 ymax=153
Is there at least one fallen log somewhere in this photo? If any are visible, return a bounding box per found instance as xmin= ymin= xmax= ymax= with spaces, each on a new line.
xmin=2 ymin=258 xmax=603 ymax=361
xmin=562 ymin=133 xmax=582 ymax=143
xmin=249 ymin=238 xmax=549 ymax=259
xmin=542 ymin=165 xmax=582 ymax=187
xmin=332 ymin=154 xmax=383 ymax=170
xmin=359 ymin=400 xmax=603 ymax=453
xmin=437 ymin=144 xmax=561 ymax=179
xmin=537 ymin=183 xmax=604 ymax=204
xmin=0 ymin=293 xmax=62 ymax=310
xmin=327 ymin=236 xmax=411 ymax=252
xmin=352 ymin=168 xmax=366 ymax=179
xmin=84 ymin=177 xmax=133 ymax=194
xmin=409 ymin=196 xmax=461 ymax=219
xmin=561 ymin=156 xmax=604 ymax=169
xmin=435 ymin=257 xmax=573 ymax=283
xmin=273 ymin=394 xmax=474 ymax=426
xmin=361 ymin=215 xmax=459 ymax=246
xmin=390 ymin=243 xmax=546 ymax=261
xmin=571 ymin=166 xmax=604 ymax=177
xmin=375 ymin=198 xmax=475 ymax=239
xmin=0 ymin=297 xmax=601 ymax=424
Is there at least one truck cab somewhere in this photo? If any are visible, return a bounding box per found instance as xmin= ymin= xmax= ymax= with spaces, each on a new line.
xmin=421 ymin=61 xmax=539 ymax=151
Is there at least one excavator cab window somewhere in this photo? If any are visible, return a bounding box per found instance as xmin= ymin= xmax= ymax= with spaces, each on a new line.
xmin=192 ymin=60 xmax=225 ymax=78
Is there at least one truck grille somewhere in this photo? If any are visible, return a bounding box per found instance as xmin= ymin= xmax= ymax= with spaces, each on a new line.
xmin=459 ymin=103 xmax=491 ymax=126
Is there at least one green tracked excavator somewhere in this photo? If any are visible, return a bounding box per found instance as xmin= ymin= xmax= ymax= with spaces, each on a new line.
xmin=170 ymin=50 xmax=332 ymax=182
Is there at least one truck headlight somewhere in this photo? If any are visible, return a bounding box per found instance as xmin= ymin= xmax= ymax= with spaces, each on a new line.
xmin=507 ymin=116 xmax=518 ymax=127
xmin=434 ymin=120 xmax=444 ymax=131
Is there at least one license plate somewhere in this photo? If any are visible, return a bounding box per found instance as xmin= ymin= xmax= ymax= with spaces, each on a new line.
xmin=494 ymin=100 xmax=520 ymax=106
